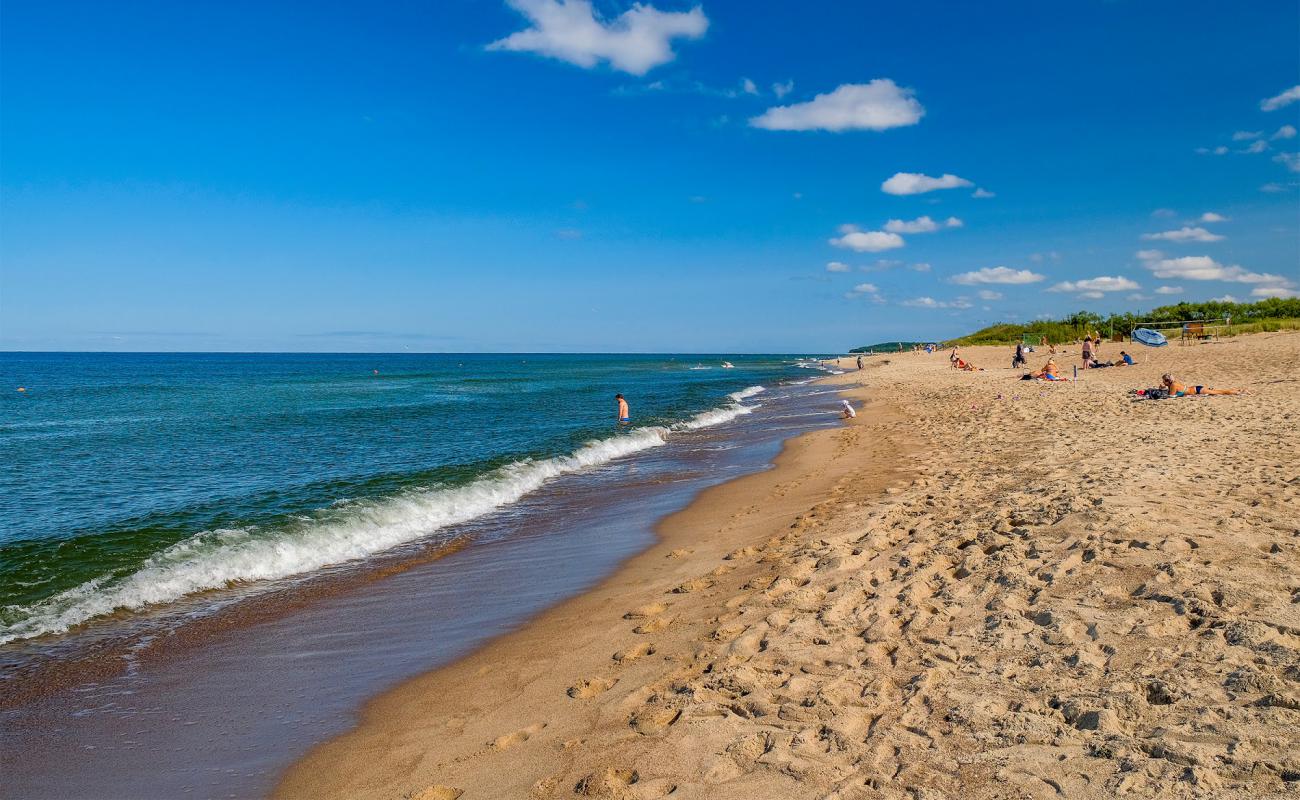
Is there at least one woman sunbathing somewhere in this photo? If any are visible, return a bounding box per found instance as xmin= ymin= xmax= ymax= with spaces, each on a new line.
xmin=954 ymin=357 xmax=981 ymax=371
xmin=1161 ymin=374 xmax=1245 ymax=396
xmin=1029 ymin=359 xmax=1069 ymax=380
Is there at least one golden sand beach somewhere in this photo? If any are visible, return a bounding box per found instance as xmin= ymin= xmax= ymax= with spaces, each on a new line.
xmin=277 ymin=331 xmax=1299 ymax=800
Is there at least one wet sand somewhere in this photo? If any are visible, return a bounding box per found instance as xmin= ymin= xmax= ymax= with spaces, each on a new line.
xmin=278 ymin=332 xmax=1299 ymax=799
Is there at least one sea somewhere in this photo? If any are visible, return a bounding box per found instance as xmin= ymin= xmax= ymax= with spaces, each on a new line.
xmin=0 ymin=352 xmax=846 ymax=799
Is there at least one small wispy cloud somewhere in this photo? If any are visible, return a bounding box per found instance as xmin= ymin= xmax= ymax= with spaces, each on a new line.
xmin=1261 ymin=85 xmax=1300 ymax=111
xmin=883 ymin=215 xmax=962 ymax=234
xmin=845 ymin=282 xmax=885 ymax=302
xmin=901 ymin=296 xmax=972 ymax=309
xmin=1141 ymin=226 xmax=1225 ymax=243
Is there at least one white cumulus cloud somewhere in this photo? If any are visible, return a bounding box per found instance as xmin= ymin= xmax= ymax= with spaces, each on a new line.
xmin=1272 ymin=125 xmax=1297 ymax=140
xmin=1252 ymin=286 xmax=1299 ymax=298
xmin=950 ymin=266 xmax=1045 ymax=285
xmin=1198 ymin=212 xmax=1228 ymax=223
xmin=1142 ymin=255 xmax=1294 ymax=289
xmin=1141 ymin=226 xmax=1225 ymax=243
xmin=1048 ymin=276 xmax=1140 ymax=294
xmin=971 ymin=187 xmax=995 ymax=199
xmin=825 ymin=261 xmax=851 ymax=273
xmin=749 ymin=79 xmax=924 ymax=132
xmin=882 ymin=215 xmax=962 ymax=234
xmin=881 ymin=172 xmax=973 ymax=196
xmin=487 ymin=0 xmax=708 ymax=76
xmin=829 ymin=225 xmax=905 ymax=253
xmin=1261 ymin=85 xmax=1300 ymax=111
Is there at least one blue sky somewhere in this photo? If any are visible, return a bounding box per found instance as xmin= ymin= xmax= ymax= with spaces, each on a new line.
xmin=2 ymin=0 xmax=1297 ymax=352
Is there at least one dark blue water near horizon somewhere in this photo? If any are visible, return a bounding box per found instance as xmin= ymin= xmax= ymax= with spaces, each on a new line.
xmin=0 ymin=352 xmax=827 ymax=645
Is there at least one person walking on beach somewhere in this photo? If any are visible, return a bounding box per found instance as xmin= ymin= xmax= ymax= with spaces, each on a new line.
xmin=615 ymin=393 xmax=630 ymax=424
xmin=1013 ymin=342 xmax=1027 ymax=368
xmin=856 ymin=355 xmax=863 ymax=370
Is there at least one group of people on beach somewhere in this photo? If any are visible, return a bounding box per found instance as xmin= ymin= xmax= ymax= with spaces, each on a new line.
xmin=936 ymin=335 xmax=1246 ymax=398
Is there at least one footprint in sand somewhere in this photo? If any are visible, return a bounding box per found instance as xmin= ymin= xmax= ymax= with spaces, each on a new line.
xmin=613 ymin=642 xmax=656 ymax=664
xmin=633 ymin=616 xmax=673 ymax=634
xmin=567 ymin=677 xmax=618 ymax=699
xmin=410 ymin=786 xmax=463 ymax=800
xmin=575 ymin=768 xmax=638 ymax=796
xmin=491 ymin=722 xmax=546 ymax=750
xmin=623 ymin=602 xmax=667 ymax=620
xmin=629 ymin=704 xmax=682 ymax=735
xmin=667 ymin=548 xmax=693 ymax=559
xmin=672 ymin=577 xmax=713 ymax=594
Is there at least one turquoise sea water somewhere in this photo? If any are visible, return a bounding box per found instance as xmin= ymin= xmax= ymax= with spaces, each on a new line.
xmin=0 ymin=353 xmax=822 ymax=644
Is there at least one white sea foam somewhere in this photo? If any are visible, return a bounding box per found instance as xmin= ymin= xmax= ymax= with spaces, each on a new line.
xmin=727 ymin=385 xmax=765 ymax=402
xmin=1 ymin=391 xmax=766 ymax=644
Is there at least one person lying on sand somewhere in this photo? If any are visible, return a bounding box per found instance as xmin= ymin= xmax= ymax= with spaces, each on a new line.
xmin=954 ymin=357 xmax=982 ymax=372
xmin=1026 ymin=359 xmax=1071 ymax=381
xmin=1161 ymin=374 xmax=1245 ymax=397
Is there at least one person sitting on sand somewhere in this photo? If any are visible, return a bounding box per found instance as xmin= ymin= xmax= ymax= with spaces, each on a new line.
xmin=1117 ymin=351 xmax=1135 ymax=366
xmin=1161 ymin=374 xmax=1245 ymax=397
xmin=954 ymin=357 xmax=981 ymax=372
xmin=1029 ymin=359 xmax=1069 ymax=380
xmin=949 ymin=347 xmax=960 ymax=366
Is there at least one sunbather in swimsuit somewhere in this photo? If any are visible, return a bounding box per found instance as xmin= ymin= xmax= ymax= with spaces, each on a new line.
xmin=1161 ymin=374 xmax=1244 ymax=396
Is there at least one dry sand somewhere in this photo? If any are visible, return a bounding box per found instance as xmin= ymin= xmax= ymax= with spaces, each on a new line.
xmin=276 ymin=331 xmax=1299 ymax=800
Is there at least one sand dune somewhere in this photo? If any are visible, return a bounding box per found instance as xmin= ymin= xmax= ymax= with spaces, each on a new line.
xmin=277 ymin=331 xmax=1299 ymax=800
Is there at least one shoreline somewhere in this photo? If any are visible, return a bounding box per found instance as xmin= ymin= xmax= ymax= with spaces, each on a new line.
xmin=277 ymin=333 xmax=1299 ymax=799
xmin=2 ymin=370 xmax=850 ymax=800
xmin=274 ymin=369 xmax=906 ymax=798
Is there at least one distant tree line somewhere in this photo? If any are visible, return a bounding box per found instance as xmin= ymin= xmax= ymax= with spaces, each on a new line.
xmin=944 ymin=297 xmax=1300 ymax=346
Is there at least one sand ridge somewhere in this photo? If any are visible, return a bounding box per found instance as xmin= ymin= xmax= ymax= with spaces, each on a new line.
xmin=276 ymin=332 xmax=1299 ymax=800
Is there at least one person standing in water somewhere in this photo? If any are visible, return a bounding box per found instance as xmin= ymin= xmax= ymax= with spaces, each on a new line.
xmin=615 ymin=393 xmax=630 ymax=424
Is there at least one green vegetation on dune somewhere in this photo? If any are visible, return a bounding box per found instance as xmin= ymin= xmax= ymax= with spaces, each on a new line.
xmin=850 ymin=341 xmax=929 ymax=353
xmin=945 ymin=298 xmax=1300 ymax=346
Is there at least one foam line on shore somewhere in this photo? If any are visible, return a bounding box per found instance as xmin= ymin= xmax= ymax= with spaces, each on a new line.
xmin=0 ymin=390 xmax=767 ymax=644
